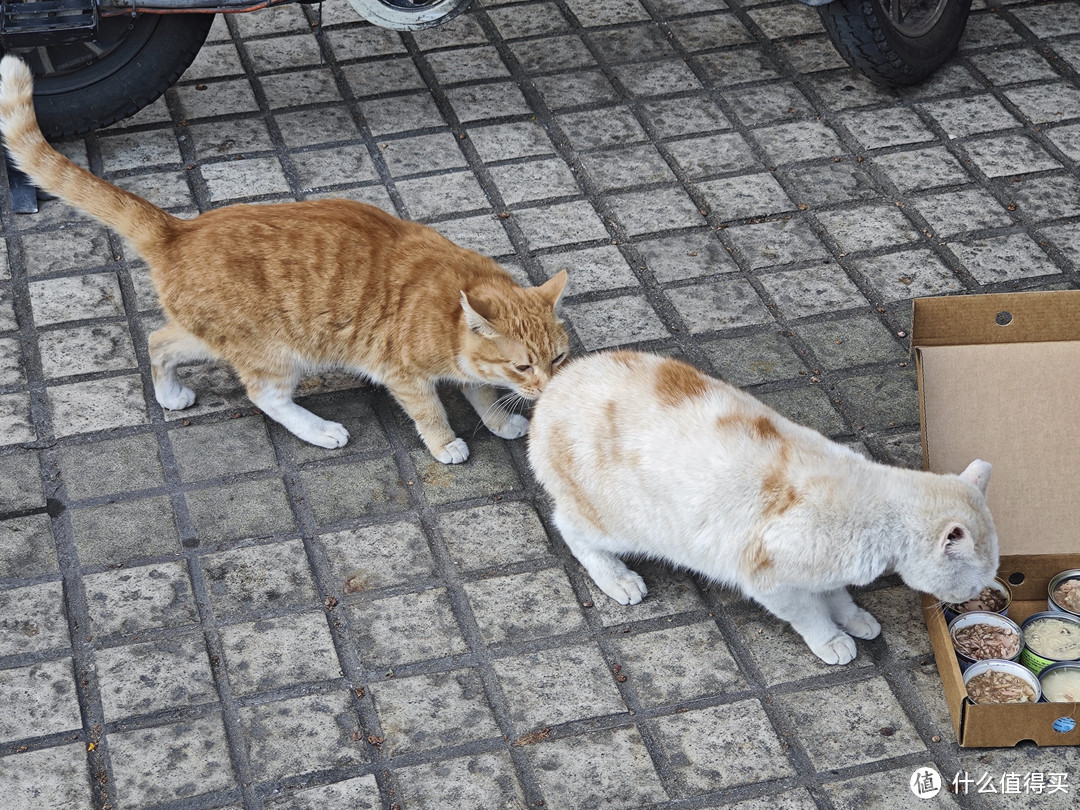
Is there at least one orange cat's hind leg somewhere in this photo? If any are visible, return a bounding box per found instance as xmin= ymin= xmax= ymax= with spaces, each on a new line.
xmin=149 ymin=321 xmax=214 ymax=410
xmin=241 ymin=372 xmax=349 ymax=449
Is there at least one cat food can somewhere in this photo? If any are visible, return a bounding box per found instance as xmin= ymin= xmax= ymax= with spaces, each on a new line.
xmin=948 ymin=610 xmax=1023 ymax=672
xmin=963 ymin=659 xmax=1041 ymax=704
xmin=943 ymin=577 xmax=1012 ymax=622
xmin=1047 ymin=569 xmax=1080 ymax=616
xmin=1019 ymin=611 xmax=1080 ymax=675
xmin=1037 ymin=661 xmax=1080 ymax=703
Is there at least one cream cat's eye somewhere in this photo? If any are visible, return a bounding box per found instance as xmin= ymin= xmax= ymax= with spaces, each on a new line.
xmin=553 ymin=353 xmax=567 ymax=365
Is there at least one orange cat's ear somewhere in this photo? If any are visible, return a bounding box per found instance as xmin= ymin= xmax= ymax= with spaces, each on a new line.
xmin=460 ymin=291 xmax=502 ymax=338
xmin=537 ymin=269 xmax=568 ymax=308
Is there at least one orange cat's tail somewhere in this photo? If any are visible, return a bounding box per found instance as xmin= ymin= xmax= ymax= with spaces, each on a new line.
xmin=0 ymin=55 xmax=177 ymax=248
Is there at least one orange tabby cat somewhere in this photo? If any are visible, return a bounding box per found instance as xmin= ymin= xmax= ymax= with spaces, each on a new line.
xmin=0 ymin=56 xmax=569 ymax=463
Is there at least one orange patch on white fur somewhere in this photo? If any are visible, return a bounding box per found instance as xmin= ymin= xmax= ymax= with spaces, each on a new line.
xmin=654 ymin=358 xmax=709 ymax=407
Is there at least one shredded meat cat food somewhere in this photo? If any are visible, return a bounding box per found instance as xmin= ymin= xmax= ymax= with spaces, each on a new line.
xmin=951 ymin=623 xmax=1020 ymax=660
xmin=965 ymin=670 xmax=1037 ymax=704
xmin=948 ymin=585 xmax=1008 ymax=615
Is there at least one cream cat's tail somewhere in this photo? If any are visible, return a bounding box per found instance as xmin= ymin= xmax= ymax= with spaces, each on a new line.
xmin=0 ymin=55 xmax=176 ymax=247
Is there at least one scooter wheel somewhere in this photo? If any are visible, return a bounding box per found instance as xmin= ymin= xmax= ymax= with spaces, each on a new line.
xmin=818 ymin=0 xmax=972 ymax=87
xmin=346 ymin=0 xmax=472 ymax=31
xmin=4 ymin=13 xmax=214 ymax=138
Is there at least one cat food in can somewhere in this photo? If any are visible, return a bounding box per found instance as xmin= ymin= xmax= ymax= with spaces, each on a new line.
xmin=963 ymin=659 xmax=1041 ymax=704
xmin=944 ymin=577 xmax=1011 ymax=622
xmin=1038 ymin=661 xmax=1080 ymax=703
xmin=1019 ymin=612 xmax=1080 ymax=674
xmin=948 ymin=611 xmax=1023 ymax=672
xmin=1048 ymin=569 xmax=1080 ymax=616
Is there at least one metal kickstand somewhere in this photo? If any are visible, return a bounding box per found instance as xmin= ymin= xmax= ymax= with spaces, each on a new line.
xmin=4 ymin=151 xmax=38 ymax=213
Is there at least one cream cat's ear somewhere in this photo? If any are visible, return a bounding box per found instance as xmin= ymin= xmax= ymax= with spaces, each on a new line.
xmin=537 ymin=269 xmax=568 ymax=308
xmin=958 ymin=459 xmax=992 ymax=495
xmin=460 ymin=291 xmax=502 ymax=339
xmin=941 ymin=524 xmax=974 ymax=558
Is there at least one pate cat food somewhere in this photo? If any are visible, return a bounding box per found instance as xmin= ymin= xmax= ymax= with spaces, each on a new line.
xmin=1038 ymin=662 xmax=1080 ymax=703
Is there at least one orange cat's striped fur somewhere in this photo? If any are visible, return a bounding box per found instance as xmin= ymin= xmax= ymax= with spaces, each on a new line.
xmin=0 ymin=56 xmax=569 ymax=462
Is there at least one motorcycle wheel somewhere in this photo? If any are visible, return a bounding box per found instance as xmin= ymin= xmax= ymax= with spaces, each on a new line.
xmin=3 ymin=13 xmax=214 ymax=138
xmin=346 ymin=0 xmax=472 ymax=31
xmin=817 ymin=0 xmax=972 ymax=87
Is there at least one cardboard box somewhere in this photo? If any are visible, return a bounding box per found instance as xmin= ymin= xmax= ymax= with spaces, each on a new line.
xmin=913 ymin=290 xmax=1080 ymax=747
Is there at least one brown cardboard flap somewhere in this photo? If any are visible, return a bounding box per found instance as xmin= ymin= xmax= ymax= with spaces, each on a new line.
xmin=917 ymin=340 xmax=1080 ymax=557
xmin=912 ymin=291 xmax=1080 ymax=347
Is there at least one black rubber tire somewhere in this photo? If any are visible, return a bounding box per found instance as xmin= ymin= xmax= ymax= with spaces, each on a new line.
xmin=818 ymin=0 xmax=972 ymax=87
xmin=3 ymin=13 xmax=214 ymax=138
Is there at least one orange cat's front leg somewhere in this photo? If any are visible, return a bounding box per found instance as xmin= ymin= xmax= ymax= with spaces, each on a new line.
xmin=388 ymin=380 xmax=468 ymax=464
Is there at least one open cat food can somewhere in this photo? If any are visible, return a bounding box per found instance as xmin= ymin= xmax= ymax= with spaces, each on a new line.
xmin=1037 ymin=661 xmax=1080 ymax=703
xmin=1019 ymin=611 xmax=1080 ymax=675
xmin=963 ymin=659 xmax=1041 ymax=704
xmin=1048 ymin=569 xmax=1080 ymax=616
xmin=948 ymin=610 xmax=1023 ymax=672
xmin=944 ymin=577 xmax=1012 ymax=622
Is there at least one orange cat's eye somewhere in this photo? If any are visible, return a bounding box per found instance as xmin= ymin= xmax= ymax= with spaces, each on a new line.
xmin=515 ymin=364 xmax=532 ymax=372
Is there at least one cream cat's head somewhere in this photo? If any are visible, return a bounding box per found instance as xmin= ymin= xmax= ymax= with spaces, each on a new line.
xmin=898 ymin=459 xmax=1000 ymax=605
xmin=458 ymin=270 xmax=570 ymax=399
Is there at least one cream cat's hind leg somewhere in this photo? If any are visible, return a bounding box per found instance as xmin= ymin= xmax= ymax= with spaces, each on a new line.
xmin=825 ymin=589 xmax=881 ymax=640
xmin=460 ymin=384 xmax=529 ymax=440
xmin=554 ymin=510 xmax=647 ymax=605
xmin=149 ymin=322 xmax=213 ymax=410
xmin=245 ymin=378 xmax=349 ymax=449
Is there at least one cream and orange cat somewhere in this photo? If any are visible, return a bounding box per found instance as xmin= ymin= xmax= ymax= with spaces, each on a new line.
xmin=529 ymin=351 xmax=999 ymax=664
xmin=0 ymin=56 xmax=568 ymax=463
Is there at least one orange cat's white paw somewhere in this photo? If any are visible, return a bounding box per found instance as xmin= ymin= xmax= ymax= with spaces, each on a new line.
xmin=811 ymin=633 xmax=857 ymax=665
xmin=436 ymin=438 xmax=469 ymax=464
xmin=843 ymin=609 xmax=880 ymax=640
xmin=597 ymin=572 xmax=648 ymax=606
xmin=305 ymin=420 xmax=350 ymax=449
xmin=156 ymin=385 xmax=195 ymax=411
xmin=491 ymin=414 xmax=529 ymax=440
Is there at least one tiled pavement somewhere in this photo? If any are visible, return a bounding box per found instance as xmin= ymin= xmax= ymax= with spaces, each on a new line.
xmin=2 ymin=0 xmax=1080 ymax=807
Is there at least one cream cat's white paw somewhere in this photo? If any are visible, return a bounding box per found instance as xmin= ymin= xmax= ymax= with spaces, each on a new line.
xmin=842 ymin=609 xmax=881 ymax=640
xmin=157 ymin=384 xmax=195 ymax=411
xmin=596 ymin=571 xmax=648 ymax=605
xmin=812 ymin=633 xmax=857 ymax=665
xmin=491 ymin=414 xmax=529 ymax=440
xmin=437 ymin=438 xmax=470 ymax=464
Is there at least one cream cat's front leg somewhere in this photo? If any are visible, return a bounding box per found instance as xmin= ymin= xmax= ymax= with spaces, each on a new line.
xmin=389 ymin=380 xmax=469 ymax=464
xmin=752 ymin=587 xmax=860 ymax=665
xmin=460 ymin=384 xmax=529 ymax=440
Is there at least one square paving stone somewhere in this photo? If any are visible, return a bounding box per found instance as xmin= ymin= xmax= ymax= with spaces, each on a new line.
xmin=638 ymin=230 xmax=738 ymax=283
xmin=221 ymin=611 xmax=341 ymax=695
xmin=698 ymin=173 xmax=795 ymax=222
xmin=825 ymin=763 xmax=962 ymax=809
xmin=370 ymin=668 xmax=501 ymax=756
xmin=410 ymin=435 xmax=521 ymax=505
xmin=914 ymin=188 xmax=1014 ymax=237
xmin=955 ymin=746 xmax=1080 ymax=809
xmin=701 ymin=329 xmax=808 ymax=386
xmin=109 ymin=713 xmax=236 ymax=805
xmin=525 ymin=726 xmax=667 ymax=810
xmin=437 ymin=501 xmax=555 ymax=571
xmin=1043 ymin=222 xmax=1080 ymax=267
xmin=260 ymin=69 xmax=345 ymax=109
xmin=186 ymin=477 xmax=296 ymax=543
xmin=817 ymin=204 xmax=921 ymax=253
xmin=538 ymin=245 xmax=637 ymax=294
xmin=557 ymin=107 xmax=648 ymax=151
xmin=833 ymin=368 xmax=919 ymax=432
xmin=639 ymin=97 xmax=731 ymax=139
xmin=187 ymin=117 xmax=273 ymax=160
xmin=425 ymin=45 xmax=511 ymax=85
xmin=48 ymin=375 xmax=149 ymax=437
xmin=37 ymin=324 xmax=136 ymax=379
xmin=666 ymin=11 xmax=753 ymax=50
xmin=284 ymin=389 xmax=391 ymax=463
xmin=534 ymin=70 xmax=620 ymax=111
xmin=722 ymin=83 xmax=813 ymax=126
xmin=29 ymin=273 xmax=124 ymax=325
xmin=733 ymin=610 xmax=869 ymax=685
xmin=0 ymin=743 xmax=93 ymax=810
xmin=755 ymin=386 xmax=847 ymax=436
xmin=512 ymin=200 xmax=610 ymax=250
xmin=852 ymin=249 xmax=964 ymax=301
xmin=293 ymin=145 xmax=382 ymax=192
xmin=494 ymin=644 xmax=627 ymax=731
xmin=239 ymin=690 xmax=367 ymax=782
xmin=396 ymin=751 xmax=526 ymax=810
xmin=467 ymin=121 xmax=556 ymax=163
xmin=99 ymin=128 xmax=183 ymax=173
xmin=612 ymin=60 xmax=702 ymax=97
xmin=0 ymin=658 xmax=81 ymax=743
xmin=488 ymin=158 xmax=581 ymax=206
xmin=434 ymin=215 xmax=516 ymax=259
xmin=696 ymin=47 xmax=782 ymax=87
xmin=510 ymin=35 xmax=595 ymax=75
xmin=872 ymin=145 xmax=972 ymax=192
xmin=1005 ymin=82 xmax=1080 ymax=125
xmin=726 ymin=218 xmax=831 ymax=269
xmin=343 ymin=57 xmax=425 ymax=97
xmin=202 ymin=539 xmax=318 ymax=618
xmin=201 ymin=156 xmax=291 ymax=202
xmin=177 ymin=78 xmax=260 ymax=120
xmin=666 ymin=278 xmax=774 ymax=334
xmin=358 ymin=93 xmax=447 ymax=137
xmin=488 ymin=1 xmax=571 ymax=39
xmin=716 ymin=788 xmax=820 ymax=810
xmin=169 ymin=416 xmax=276 ymax=481
xmin=20 ymin=224 xmax=112 ymax=277
xmin=578 ymin=144 xmax=676 ymax=193
xmin=0 ymin=336 xmax=23 ymax=386
xmin=652 ymin=700 xmax=796 ymax=794
xmin=0 ymin=450 xmax=44 ymax=511
xmin=380 ymin=132 xmax=468 ymax=177
xmin=948 ymin=233 xmax=1060 ymax=284
xmin=83 ymin=561 xmax=198 ymax=637
xmin=919 ymin=94 xmax=1021 ymax=138
xmin=320 ymin=519 xmax=436 ymax=595
xmin=796 ymin=314 xmax=906 ymax=370
xmin=778 ymin=677 xmax=925 ymax=771
xmin=584 ymin=560 xmax=707 ymax=625
xmin=839 ymin=107 xmax=936 ymax=150
xmin=782 ymin=161 xmax=880 ymax=208
xmin=854 ymin=585 xmax=933 ymax=659
xmin=345 ymin=588 xmax=467 ymax=670
xmin=612 ymin=622 xmax=744 ymax=707
xmin=604 ymin=187 xmax=704 ymax=236
xmin=265 ymin=775 xmax=380 ymax=809
xmin=563 ymin=295 xmax=668 ymax=350
xmin=446 ymin=83 xmax=532 ymax=122
xmin=274 ymin=107 xmax=359 ymax=149
xmin=1005 ymin=173 xmax=1080 ymax=221
xmin=95 ymin=634 xmax=216 ymax=720
xmin=70 ymin=496 xmax=180 ymax=567
xmin=664 ymin=133 xmax=761 ymax=180
xmin=59 ymin=432 xmax=164 ymax=500
xmin=399 ymin=171 xmax=491 ymax=221
xmin=962 ymin=133 xmax=1061 ymax=177
xmin=465 ymin=567 xmax=588 ymax=645
xmin=753 ymin=121 xmax=845 ymax=165
xmin=0 ymin=580 xmax=69 ymax=657
xmin=0 ymin=515 xmax=57 ymax=578
xmin=590 ymin=25 xmax=675 ymax=63
xmin=565 ymin=0 xmax=651 ymax=27
xmin=758 ymin=265 xmax=867 ymax=319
